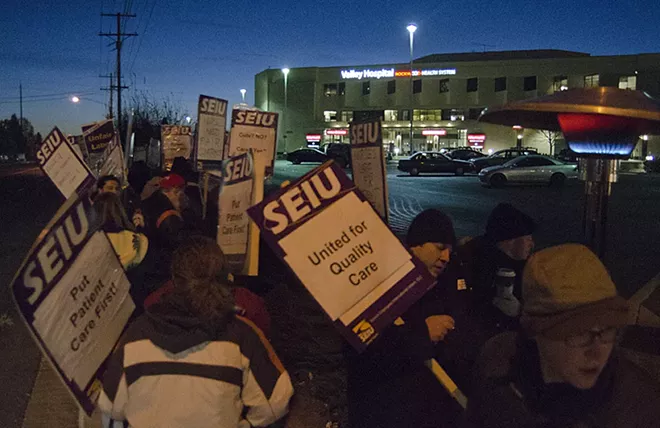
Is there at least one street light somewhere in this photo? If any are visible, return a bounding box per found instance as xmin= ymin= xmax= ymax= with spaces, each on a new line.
xmin=407 ymin=24 xmax=417 ymax=154
xmin=282 ymin=68 xmax=290 ymax=152
xmin=70 ymin=95 xmax=106 ymax=107
xmin=513 ymin=125 xmax=523 ymax=148
xmin=240 ymin=89 xmax=247 ymax=103
xmin=641 ymin=134 xmax=649 ymax=159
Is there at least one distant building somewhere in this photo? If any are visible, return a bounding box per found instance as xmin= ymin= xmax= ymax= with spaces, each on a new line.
xmin=254 ymin=50 xmax=660 ymax=158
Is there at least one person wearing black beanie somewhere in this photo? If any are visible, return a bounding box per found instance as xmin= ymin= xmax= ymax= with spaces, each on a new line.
xmin=406 ymin=208 xmax=457 ymax=278
xmin=486 ymin=203 xmax=536 ymax=261
xmin=458 ymin=203 xmax=537 ymax=332
xmin=346 ymin=208 xmax=465 ymax=428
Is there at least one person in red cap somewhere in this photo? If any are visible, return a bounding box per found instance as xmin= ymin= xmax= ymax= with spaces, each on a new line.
xmin=141 ymin=173 xmax=187 ymax=260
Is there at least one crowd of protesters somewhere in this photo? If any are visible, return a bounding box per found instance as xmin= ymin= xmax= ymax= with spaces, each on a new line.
xmin=91 ymin=158 xmax=660 ymax=428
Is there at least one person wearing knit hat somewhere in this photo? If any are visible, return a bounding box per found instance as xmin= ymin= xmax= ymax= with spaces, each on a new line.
xmin=406 ymin=208 xmax=456 ymax=278
xmin=466 ymin=244 xmax=660 ymax=428
xmin=486 ymin=202 xmax=536 ymax=261
xmin=458 ymin=203 xmax=536 ymax=328
xmin=346 ymin=209 xmax=465 ymax=428
xmin=405 ymin=208 xmax=459 ymax=342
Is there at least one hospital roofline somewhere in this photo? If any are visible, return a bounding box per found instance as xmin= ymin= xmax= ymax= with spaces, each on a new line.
xmin=415 ymin=49 xmax=590 ymax=63
xmin=257 ymin=50 xmax=660 ymax=74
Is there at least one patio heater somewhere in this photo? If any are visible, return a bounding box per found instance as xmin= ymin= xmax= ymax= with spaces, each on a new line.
xmin=479 ymin=88 xmax=660 ymax=257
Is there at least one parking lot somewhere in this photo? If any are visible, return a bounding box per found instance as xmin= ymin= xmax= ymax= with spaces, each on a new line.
xmin=272 ymin=160 xmax=660 ymax=297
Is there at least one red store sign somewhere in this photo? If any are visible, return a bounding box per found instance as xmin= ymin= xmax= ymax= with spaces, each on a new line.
xmin=467 ymin=133 xmax=487 ymax=147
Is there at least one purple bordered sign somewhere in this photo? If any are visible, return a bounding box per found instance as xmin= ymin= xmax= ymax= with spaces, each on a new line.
xmin=197 ymin=94 xmax=228 ymax=166
xmin=349 ymin=117 xmax=389 ymax=222
xmin=10 ymin=195 xmax=134 ymax=415
xmin=37 ymin=127 xmax=96 ymax=199
xmin=247 ymin=161 xmax=434 ymax=352
xmin=227 ymin=109 xmax=279 ymax=178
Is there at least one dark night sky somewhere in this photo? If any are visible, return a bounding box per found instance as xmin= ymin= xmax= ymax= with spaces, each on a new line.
xmin=1 ymin=0 xmax=658 ymax=136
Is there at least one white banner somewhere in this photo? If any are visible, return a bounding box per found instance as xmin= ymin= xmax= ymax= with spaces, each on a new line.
xmin=11 ymin=196 xmax=134 ymax=415
xmin=161 ymin=125 xmax=193 ymax=170
xmin=37 ymin=127 xmax=95 ymax=199
xmin=350 ymin=118 xmax=389 ymax=221
xmin=197 ymin=95 xmax=228 ymax=162
xmin=227 ymin=109 xmax=278 ymax=177
xmin=213 ymin=152 xmax=263 ymax=275
xmin=247 ymin=162 xmax=434 ymax=351
xmin=99 ymin=136 xmax=126 ymax=185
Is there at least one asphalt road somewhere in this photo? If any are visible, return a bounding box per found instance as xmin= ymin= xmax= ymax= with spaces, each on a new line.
xmin=1 ymin=161 xmax=659 ymax=426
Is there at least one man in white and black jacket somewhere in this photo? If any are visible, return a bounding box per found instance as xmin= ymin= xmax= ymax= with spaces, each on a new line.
xmin=98 ymin=236 xmax=293 ymax=428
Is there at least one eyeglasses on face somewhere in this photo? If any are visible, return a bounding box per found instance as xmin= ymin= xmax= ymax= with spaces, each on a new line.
xmin=564 ymin=326 xmax=620 ymax=348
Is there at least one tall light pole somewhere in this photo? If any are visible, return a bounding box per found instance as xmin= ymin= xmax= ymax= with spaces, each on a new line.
xmin=282 ymin=68 xmax=290 ymax=153
xmin=513 ymin=125 xmax=523 ymax=149
xmin=407 ymin=24 xmax=417 ymax=154
xmin=240 ymin=88 xmax=247 ymax=103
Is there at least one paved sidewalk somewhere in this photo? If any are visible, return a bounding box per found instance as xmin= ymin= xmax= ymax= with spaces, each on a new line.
xmin=21 ymin=358 xmax=79 ymax=428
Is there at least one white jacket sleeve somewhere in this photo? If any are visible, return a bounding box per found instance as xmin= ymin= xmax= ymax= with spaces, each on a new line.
xmin=238 ymin=316 xmax=294 ymax=426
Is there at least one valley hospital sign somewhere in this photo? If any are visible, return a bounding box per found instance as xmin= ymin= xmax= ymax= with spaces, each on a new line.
xmin=339 ymin=68 xmax=457 ymax=80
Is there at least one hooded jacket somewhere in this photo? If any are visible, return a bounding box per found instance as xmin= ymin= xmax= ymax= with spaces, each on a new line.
xmin=97 ymin=294 xmax=293 ymax=428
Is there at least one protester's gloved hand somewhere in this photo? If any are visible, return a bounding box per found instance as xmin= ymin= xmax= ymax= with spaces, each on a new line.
xmin=425 ymin=315 xmax=455 ymax=343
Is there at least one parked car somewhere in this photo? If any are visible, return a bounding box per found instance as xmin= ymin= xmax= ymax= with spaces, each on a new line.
xmin=446 ymin=148 xmax=486 ymax=161
xmin=325 ymin=143 xmax=351 ymax=168
xmin=478 ymin=155 xmax=578 ymax=187
xmin=287 ymin=148 xmax=329 ymax=164
xmin=397 ymin=151 xmax=473 ymax=176
xmin=470 ymin=147 xmax=538 ymax=172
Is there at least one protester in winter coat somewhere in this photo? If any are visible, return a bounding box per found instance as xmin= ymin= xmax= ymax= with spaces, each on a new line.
xmin=459 ymin=203 xmax=536 ymax=326
xmin=121 ymin=161 xmax=151 ymax=226
xmin=466 ymin=243 xmax=660 ymax=428
xmin=171 ymin=156 xmax=204 ymax=230
xmin=406 ymin=209 xmax=484 ymax=393
xmin=346 ymin=209 xmax=464 ymax=428
xmin=142 ymin=173 xmax=187 ymax=251
xmin=94 ymin=192 xmax=161 ymax=309
xmin=98 ymin=236 xmax=294 ymax=428
xmin=94 ymin=192 xmax=148 ymax=270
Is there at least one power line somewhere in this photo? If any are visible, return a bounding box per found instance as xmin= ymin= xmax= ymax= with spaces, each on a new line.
xmin=121 ymin=0 xmax=146 ymax=78
xmin=0 ymin=96 xmax=106 ymax=106
xmin=100 ymin=12 xmax=137 ymax=143
xmin=0 ymin=90 xmax=98 ymax=101
xmin=127 ymin=0 xmax=156 ymax=76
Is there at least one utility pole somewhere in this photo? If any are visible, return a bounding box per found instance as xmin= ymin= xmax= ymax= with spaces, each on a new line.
xmin=19 ymin=82 xmax=23 ymax=125
xmin=19 ymin=82 xmax=24 ymax=155
xmin=100 ymin=73 xmax=114 ymax=119
xmin=100 ymin=12 xmax=136 ymax=146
